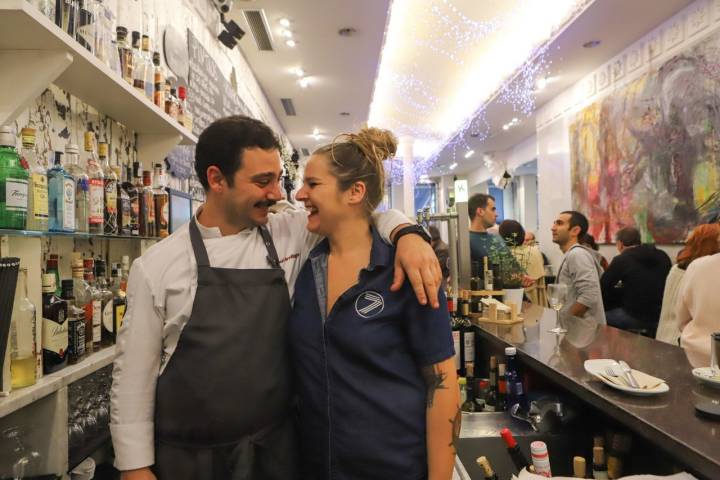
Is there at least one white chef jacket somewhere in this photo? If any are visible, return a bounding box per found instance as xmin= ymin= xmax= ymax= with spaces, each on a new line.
xmin=110 ymin=206 xmax=408 ymax=470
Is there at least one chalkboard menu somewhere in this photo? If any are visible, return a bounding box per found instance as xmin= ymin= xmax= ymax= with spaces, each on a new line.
xmin=166 ymin=145 xmax=194 ymax=180
xmin=187 ymin=30 xmax=250 ymax=138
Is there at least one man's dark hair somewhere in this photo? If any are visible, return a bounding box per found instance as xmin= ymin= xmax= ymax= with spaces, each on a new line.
xmin=499 ymin=219 xmax=525 ymax=247
xmin=194 ymin=115 xmax=281 ymax=190
xmin=561 ymin=210 xmax=589 ymax=238
xmin=428 ymin=224 xmax=441 ymax=242
xmin=616 ymin=226 xmax=641 ymax=247
xmin=468 ymin=193 xmax=495 ymax=220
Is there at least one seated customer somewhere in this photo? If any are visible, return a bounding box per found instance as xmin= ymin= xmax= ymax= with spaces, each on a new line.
xmin=677 ymin=248 xmax=720 ymax=366
xmin=500 ymin=220 xmax=546 ymax=306
xmin=601 ymin=226 xmax=671 ymax=336
xmin=657 ymin=224 xmax=720 ymax=345
xmin=291 ymin=128 xmax=458 ymax=479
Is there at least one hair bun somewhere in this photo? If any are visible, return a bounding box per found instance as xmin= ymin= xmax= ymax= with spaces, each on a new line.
xmin=350 ymin=127 xmax=398 ymax=164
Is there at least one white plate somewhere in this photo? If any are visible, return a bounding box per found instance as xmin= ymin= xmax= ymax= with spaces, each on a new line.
xmin=692 ymin=367 xmax=720 ymax=389
xmin=584 ymin=359 xmax=669 ymax=396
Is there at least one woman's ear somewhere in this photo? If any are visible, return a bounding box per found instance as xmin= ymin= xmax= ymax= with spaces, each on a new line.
xmin=346 ymin=180 xmax=367 ymax=206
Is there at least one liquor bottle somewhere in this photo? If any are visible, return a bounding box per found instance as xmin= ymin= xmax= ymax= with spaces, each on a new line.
xmin=84 ymin=258 xmax=102 ymax=350
xmin=141 ymin=35 xmax=154 ymax=100
xmin=450 ymin=300 xmax=462 ymax=376
xmin=153 ymin=164 xmax=168 ymax=237
xmin=165 ymin=84 xmax=179 ymax=120
xmin=140 ymin=170 xmax=157 ymax=237
xmin=131 ymin=31 xmax=145 ymax=95
xmin=120 ymin=255 xmax=130 ymax=292
xmin=20 ymin=128 xmax=49 ymax=231
xmin=486 ymin=356 xmax=498 ymax=411
xmin=178 ymin=86 xmax=194 ymax=132
xmin=123 ymin=164 xmax=139 ymax=236
xmin=117 ymin=162 xmax=132 ymax=236
xmin=497 ymin=363 xmax=507 ymax=411
xmin=470 ymin=261 xmax=480 ymax=291
xmin=0 ymin=126 xmax=29 ymax=229
xmin=461 ymin=371 xmax=477 ymax=413
xmin=31 ymin=0 xmax=55 ymax=20
xmin=111 ymin=264 xmax=126 ymax=341
xmin=72 ymin=253 xmax=94 ymax=354
xmin=476 ymin=456 xmax=499 ymax=480
xmin=152 ymin=51 xmax=165 ymax=108
xmin=48 ymin=150 xmax=75 ymax=232
xmin=61 ymin=279 xmax=85 ymax=365
xmin=592 ymin=447 xmax=609 ymax=479
xmin=500 ymin=428 xmax=533 ymax=474
xmin=56 ymin=0 xmax=78 ymax=38
xmin=9 ymin=268 xmax=37 ymax=389
xmin=84 ymin=132 xmax=104 ymax=234
xmin=492 ymin=262 xmax=503 ymax=290
xmin=95 ymin=260 xmax=114 ymax=346
xmin=505 ymin=347 xmax=526 ymax=411
xmin=68 ymin=138 xmax=89 ymax=233
xmin=574 ymin=456 xmax=587 ymax=478
xmin=41 ymin=273 xmax=68 ymax=374
xmin=460 ymin=293 xmax=475 ymax=373
xmin=483 ymin=256 xmax=493 ymax=291
xmin=100 ymin=143 xmax=118 ymax=235
xmin=530 ymin=441 xmax=552 ymax=477
xmin=117 ymin=26 xmax=133 ymax=85
xmin=75 ymin=0 xmax=96 ymax=53
xmin=46 ymin=254 xmax=61 ymax=297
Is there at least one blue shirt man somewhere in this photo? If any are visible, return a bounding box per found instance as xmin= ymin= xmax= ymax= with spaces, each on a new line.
xmin=289 ymin=227 xmax=454 ymax=479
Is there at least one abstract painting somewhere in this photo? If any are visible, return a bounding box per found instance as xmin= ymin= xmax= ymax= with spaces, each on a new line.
xmin=569 ymin=31 xmax=720 ymax=244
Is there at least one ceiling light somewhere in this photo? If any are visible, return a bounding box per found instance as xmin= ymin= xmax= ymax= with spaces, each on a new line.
xmin=293 ymin=67 xmax=305 ymax=77
xmin=511 ymin=118 xmax=518 ymax=124
xmin=312 ymin=128 xmax=320 ymax=136
xmin=583 ymin=40 xmax=601 ymax=48
xmin=286 ymin=39 xmax=296 ymax=47
xmin=502 ymin=124 xmax=510 ymax=131
xmin=536 ymin=76 xmax=548 ymax=90
xmin=464 ymin=150 xmax=475 ymax=159
xmin=299 ymin=77 xmax=310 ymax=88
xmin=279 ymin=18 xmax=291 ymax=28
xmin=419 ymin=174 xmax=430 ymax=182
xmin=281 ymin=29 xmax=293 ymax=38
xmin=449 ymin=162 xmax=458 ymax=170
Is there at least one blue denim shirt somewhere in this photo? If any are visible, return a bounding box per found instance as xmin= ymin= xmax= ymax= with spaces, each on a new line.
xmin=289 ymin=226 xmax=454 ymax=480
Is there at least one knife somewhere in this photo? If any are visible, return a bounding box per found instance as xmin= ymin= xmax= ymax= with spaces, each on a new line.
xmin=618 ymin=360 xmax=640 ymax=388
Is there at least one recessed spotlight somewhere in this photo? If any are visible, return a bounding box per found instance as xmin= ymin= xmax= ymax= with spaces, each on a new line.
xmin=511 ymin=118 xmax=518 ymax=124
xmin=281 ymin=29 xmax=293 ymax=38
xmin=536 ymin=76 xmax=548 ymax=90
xmin=340 ymin=112 xmax=350 ymax=116
xmin=286 ymin=39 xmax=296 ymax=47
xmin=338 ymin=27 xmax=357 ymax=37
xmin=464 ymin=150 xmax=475 ymax=159
xmin=312 ymin=128 xmax=320 ymax=136
xmin=299 ymin=77 xmax=310 ymax=88
xmin=293 ymin=67 xmax=305 ymax=77
xmin=502 ymin=124 xmax=510 ymax=131
xmin=279 ymin=18 xmax=291 ymax=28
xmin=449 ymin=162 xmax=458 ymax=170
xmin=583 ymin=40 xmax=601 ymax=48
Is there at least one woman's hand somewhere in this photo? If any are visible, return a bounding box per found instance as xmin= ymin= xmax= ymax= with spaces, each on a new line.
xmin=121 ymin=468 xmax=157 ymax=480
xmin=392 ymin=233 xmax=442 ymax=308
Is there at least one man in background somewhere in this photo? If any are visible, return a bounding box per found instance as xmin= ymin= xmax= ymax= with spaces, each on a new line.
xmin=429 ymin=224 xmax=450 ymax=284
xmin=551 ymin=210 xmax=606 ymax=325
xmin=601 ymin=226 xmax=671 ymax=336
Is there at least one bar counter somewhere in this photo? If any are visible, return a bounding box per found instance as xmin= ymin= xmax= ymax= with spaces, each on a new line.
xmin=472 ymin=305 xmax=720 ymax=479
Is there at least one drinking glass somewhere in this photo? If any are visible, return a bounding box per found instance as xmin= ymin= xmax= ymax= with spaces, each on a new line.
xmin=547 ymin=283 xmax=568 ymax=335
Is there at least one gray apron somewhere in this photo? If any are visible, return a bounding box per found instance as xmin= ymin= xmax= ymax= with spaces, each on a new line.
xmin=153 ymin=218 xmax=296 ymax=480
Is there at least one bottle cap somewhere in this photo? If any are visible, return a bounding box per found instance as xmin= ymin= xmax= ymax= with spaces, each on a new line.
xmin=478 ymin=379 xmax=489 ymax=389
xmin=573 ymin=456 xmax=586 ymax=478
xmin=178 ymin=86 xmax=187 ymax=99
xmin=505 ymin=346 xmax=517 ymax=356
xmin=42 ymin=273 xmax=56 ymax=291
xmin=21 ymin=127 xmax=36 ymax=146
xmin=476 ymin=456 xmax=495 ymax=477
xmin=98 ymin=142 xmax=109 ymax=158
xmin=465 ymin=363 xmax=474 ymax=378
xmin=132 ymin=30 xmax=141 ymax=42
xmin=153 ymin=51 xmax=161 ymax=65
xmin=498 ymin=363 xmax=506 ymax=375
xmin=490 ymin=355 xmax=497 ymax=368
xmin=116 ymin=26 xmax=128 ymax=38
xmin=0 ymin=126 xmax=16 ymax=147
xmin=607 ymin=456 xmax=623 ymax=478
xmin=500 ymin=428 xmax=518 ymax=449
xmin=65 ymin=143 xmax=80 ymax=155
xmin=458 ymin=377 xmax=467 ymax=385
xmin=593 ymin=446 xmax=605 ymax=466
xmin=530 ymin=440 xmax=548 ymax=457
xmin=83 ymin=132 xmax=94 ymax=152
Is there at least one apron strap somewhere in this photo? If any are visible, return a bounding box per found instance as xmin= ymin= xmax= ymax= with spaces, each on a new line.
xmin=258 ymin=225 xmax=282 ymax=269
xmin=189 ymin=217 xmax=211 ymax=267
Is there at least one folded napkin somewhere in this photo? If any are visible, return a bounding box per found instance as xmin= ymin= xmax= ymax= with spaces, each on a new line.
xmin=596 ymin=368 xmax=665 ymax=389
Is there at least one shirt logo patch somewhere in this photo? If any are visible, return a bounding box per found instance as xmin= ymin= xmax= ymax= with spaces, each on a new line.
xmin=354 ymin=290 xmax=385 ymax=318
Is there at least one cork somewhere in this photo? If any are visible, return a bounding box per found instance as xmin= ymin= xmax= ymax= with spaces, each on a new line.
xmin=476 ymin=456 xmax=495 ymax=478
xmin=573 ymin=456 xmax=586 ymax=478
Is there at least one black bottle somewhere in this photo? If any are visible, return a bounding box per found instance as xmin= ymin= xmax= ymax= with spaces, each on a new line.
xmin=42 ymin=273 xmax=68 ymax=374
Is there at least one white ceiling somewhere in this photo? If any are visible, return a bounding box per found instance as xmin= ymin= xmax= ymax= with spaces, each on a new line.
xmin=229 ymin=0 xmax=390 ymax=156
xmin=431 ymin=0 xmax=694 ymax=177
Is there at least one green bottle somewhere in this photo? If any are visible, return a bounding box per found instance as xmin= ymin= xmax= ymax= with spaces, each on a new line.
xmin=0 ymin=126 xmax=29 ymax=229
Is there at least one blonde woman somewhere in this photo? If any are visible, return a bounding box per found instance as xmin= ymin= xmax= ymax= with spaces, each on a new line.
xmin=500 ymin=219 xmax=546 ymax=306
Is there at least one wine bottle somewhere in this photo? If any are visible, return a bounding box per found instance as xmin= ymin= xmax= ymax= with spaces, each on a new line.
xmin=462 ymin=368 xmax=477 ymax=413
xmin=476 ymin=456 xmax=499 ymax=480
xmin=486 ymin=356 xmax=498 ymax=411
xmin=592 ymin=446 xmax=609 ymax=479
xmin=505 ymin=347 xmax=526 ymax=410
xmin=497 ymin=363 xmax=507 ymax=411
xmin=483 ymin=256 xmax=493 ymax=290
xmin=574 ymin=456 xmax=587 ymax=478
xmin=450 ymin=299 xmax=461 ymax=374
xmin=530 ymin=441 xmax=552 ymax=477
xmin=500 ymin=428 xmax=533 ymax=473
xmin=470 ymin=261 xmax=480 ymax=290
xmin=461 ymin=293 xmax=475 ymax=373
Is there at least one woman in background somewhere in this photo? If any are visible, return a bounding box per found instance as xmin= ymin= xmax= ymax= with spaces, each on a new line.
xmin=290 ymin=128 xmax=458 ymax=480
xmin=656 ymin=223 xmax=720 ymax=345
xmin=499 ymin=219 xmax=546 ymax=306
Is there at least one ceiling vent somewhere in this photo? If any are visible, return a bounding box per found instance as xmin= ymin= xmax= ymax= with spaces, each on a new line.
xmin=243 ymin=9 xmax=273 ymax=51
xmin=301 ymin=148 xmax=310 ymax=156
xmin=281 ymin=98 xmax=296 ymax=116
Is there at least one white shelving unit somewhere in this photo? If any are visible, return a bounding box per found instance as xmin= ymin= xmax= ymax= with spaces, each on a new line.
xmin=0 ymin=0 xmax=197 ymax=167
xmin=0 ymin=2 xmax=190 ymax=476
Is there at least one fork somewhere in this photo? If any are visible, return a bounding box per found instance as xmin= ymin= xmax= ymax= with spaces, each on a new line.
xmin=604 ymin=365 xmax=629 ymax=386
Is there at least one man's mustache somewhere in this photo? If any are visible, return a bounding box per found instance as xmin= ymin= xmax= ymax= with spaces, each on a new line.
xmin=254 ymin=200 xmax=277 ymax=208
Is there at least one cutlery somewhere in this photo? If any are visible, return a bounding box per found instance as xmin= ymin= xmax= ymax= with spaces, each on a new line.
xmin=617 ymin=361 xmax=640 ymax=388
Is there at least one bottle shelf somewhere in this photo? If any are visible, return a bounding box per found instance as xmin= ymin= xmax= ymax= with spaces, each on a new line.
xmin=0 ymin=228 xmax=162 ymax=241
xmin=0 ymin=346 xmax=117 ymax=418
xmin=0 ymin=0 xmax=196 ymax=146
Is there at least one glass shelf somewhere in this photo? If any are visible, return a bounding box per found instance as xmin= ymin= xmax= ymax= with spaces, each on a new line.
xmin=0 ymin=228 xmax=161 ymax=241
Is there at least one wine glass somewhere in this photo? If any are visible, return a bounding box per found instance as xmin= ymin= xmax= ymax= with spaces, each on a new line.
xmin=547 ymin=283 xmax=568 ymax=335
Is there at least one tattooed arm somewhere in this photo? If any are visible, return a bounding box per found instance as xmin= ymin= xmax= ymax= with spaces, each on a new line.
xmin=421 ymin=357 xmax=459 ymax=480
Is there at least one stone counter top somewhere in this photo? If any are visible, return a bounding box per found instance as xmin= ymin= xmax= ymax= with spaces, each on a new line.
xmin=473 ymin=305 xmax=720 ymax=480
